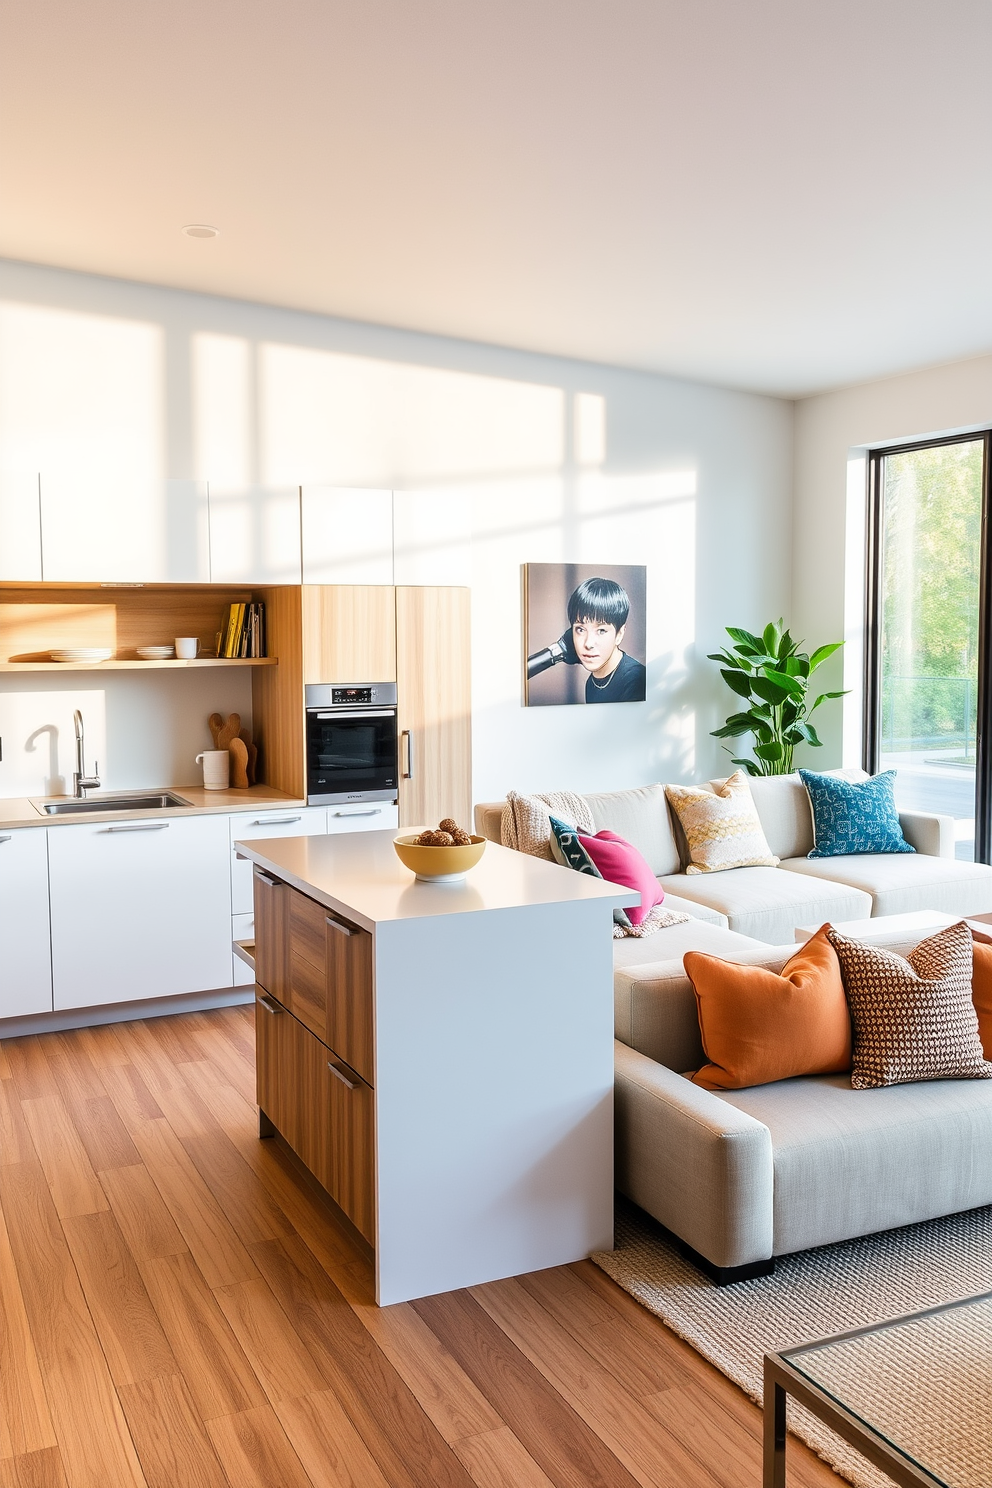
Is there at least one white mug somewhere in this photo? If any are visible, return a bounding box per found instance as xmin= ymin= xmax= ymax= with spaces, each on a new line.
xmin=196 ymin=749 xmax=229 ymax=790
xmin=175 ymin=636 xmax=199 ymax=659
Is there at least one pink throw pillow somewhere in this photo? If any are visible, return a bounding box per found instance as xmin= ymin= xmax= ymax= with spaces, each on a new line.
xmin=578 ymin=830 xmax=665 ymax=926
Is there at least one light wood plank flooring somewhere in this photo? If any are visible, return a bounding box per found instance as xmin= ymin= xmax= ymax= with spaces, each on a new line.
xmin=0 ymin=1007 xmax=840 ymax=1488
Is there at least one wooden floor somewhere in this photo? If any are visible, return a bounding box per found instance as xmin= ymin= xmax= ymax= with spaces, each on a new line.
xmin=0 ymin=1006 xmax=841 ymax=1488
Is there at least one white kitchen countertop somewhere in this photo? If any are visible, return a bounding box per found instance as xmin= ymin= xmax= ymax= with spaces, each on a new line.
xmin=0 ymin=784 xmax=306 ymax=829
xmin=236 ymin=827 xmax=639 ymax=932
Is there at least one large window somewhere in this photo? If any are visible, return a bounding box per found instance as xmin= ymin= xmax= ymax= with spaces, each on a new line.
xmin=866 ymin=433 xmax=990 ymax=862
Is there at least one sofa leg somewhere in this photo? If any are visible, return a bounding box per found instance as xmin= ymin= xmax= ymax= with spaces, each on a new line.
xmin=661 ymin=1221 xmax=775 ymax=1286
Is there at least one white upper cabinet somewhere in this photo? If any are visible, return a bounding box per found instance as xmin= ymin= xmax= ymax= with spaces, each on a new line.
xmin=392 ymin=489 xmax=472 ymax=586
xmin=0 ymin=472 xmax=43 ymax=581
xmin=208 ymin=484 xmax=302 ymax=584
xmin=39 ymin=475 xmax=210 ymax=583
xmin=301 ymin=486 xmax=393 ymax=584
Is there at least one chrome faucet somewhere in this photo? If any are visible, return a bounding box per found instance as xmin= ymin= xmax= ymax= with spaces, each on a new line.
xmin=72 ymin=709 xmax=101 ymax=799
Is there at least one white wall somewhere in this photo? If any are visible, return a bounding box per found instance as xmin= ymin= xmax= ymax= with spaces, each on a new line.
xmin=0 ymin=257 xmax=794 ymax=801
xmin=794 ymin=354 xmax=992 ymax=765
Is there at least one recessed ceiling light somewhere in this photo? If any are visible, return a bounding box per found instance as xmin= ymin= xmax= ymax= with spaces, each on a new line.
xmin=182 ymin=224 xmax=219 ymax=239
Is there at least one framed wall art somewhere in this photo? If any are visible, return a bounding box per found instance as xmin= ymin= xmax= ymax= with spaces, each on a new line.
xmin=523 ymin=563 xmax=646 ymax=706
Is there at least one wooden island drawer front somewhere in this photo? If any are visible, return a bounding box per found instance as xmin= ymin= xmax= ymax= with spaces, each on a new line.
xmin=325 ymin=912 xmax=374 ymax=1085
xmin=255 ymin=991 xmax=374 ymax=1244
xmin=253 ymin=870 xmax=289 ymax=1003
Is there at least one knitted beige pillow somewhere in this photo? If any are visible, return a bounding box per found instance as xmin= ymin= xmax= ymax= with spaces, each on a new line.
xmin=500 ymin=790 xmax=595 ymax=860
xmin=827 ymin=921 xmax=992 ymax=1089
xmin=664 ymin=770 xmax=778 ymax=874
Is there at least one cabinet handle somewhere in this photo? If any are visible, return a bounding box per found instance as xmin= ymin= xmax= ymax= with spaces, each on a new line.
xmin=254 ymin=869 xmax=281 ymax=886
xmin=251 ymin=816 xmax=301 ymax=826
xmin=103 ymin=822 xmax=170 ymax=833
xmin=327 ymin=1059 xmax=358 ymax=1090
xmin=401 ymin=729 xmax=414 ymax=779
xmin=258 ymin=995 xmax=283 ymax=1015
xmin=332 ymin=808 xmax=380 ymax=818
xmin=326 ymin=916 xmax=354 ymax=937
xmin=0 ymin=835 xmax=10 ymax=845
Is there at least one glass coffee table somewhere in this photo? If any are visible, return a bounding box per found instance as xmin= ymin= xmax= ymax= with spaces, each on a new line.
xmin=764 ymin=1290 xmax=992 ymax=1486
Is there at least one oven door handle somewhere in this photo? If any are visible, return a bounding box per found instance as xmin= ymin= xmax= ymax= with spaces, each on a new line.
xmin=311 ymin=709 xmax=396 ymax=720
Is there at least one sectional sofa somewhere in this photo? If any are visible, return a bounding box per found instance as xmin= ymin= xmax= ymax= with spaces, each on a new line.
xmin=475 ymin=772 xmax=992 ymax=1280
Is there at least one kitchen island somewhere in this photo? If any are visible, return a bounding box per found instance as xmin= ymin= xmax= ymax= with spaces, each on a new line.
xmin=236 ymin=828 xmax=636 ymax=1305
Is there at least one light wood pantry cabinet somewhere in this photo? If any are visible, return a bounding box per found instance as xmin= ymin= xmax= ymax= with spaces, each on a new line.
xmin=395 ymin=586 xmax=471 ymax=829
xmin=48 ymin=813 xmax=233 ymax=1010
xmin=301 ymin=585 xmax=396 ymax=685
xmin=0 ymin=828 xmax=52 ymax=1017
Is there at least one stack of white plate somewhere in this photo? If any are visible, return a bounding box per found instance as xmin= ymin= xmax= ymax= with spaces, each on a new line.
xmin=136 ymin=646 xmax=175 ymax=660
xmin=50 ymin=648 xmax=113 ymax=663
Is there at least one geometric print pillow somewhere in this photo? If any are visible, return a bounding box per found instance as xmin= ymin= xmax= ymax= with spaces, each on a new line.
xmin=827 ymin=921 xmax=992 ymax=1089
xmin=800 ymin=768 xmax=914 ymax=858
xmin=547 ymin=815 xmax=632 ymax=930
xmin=664 ymin=769 xmax=778 ymax=874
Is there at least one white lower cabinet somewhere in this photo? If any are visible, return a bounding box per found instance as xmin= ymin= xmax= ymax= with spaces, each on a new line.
xmin=325 ymin=802 xmax=398 ymax=837
xmin=0 ymin=830 xmax=52 ymax=1017
xmin=229 ymin=806 xmax=330 ymax=916
xmin=48 ymin=814 xmax=233 ymax=1011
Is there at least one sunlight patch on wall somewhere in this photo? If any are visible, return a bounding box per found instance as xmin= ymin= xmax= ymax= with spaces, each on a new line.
xmin=192 ymin=333 xmax=253 ymax=488
xmin=574 ymin=393 xmax=605 ymax=466
xmin=257 ymin=343 xmax=565 ymax=487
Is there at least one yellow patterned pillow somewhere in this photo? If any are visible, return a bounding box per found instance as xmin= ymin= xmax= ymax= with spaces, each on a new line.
xmin=664 ymin=771 xmax=779 ymax=874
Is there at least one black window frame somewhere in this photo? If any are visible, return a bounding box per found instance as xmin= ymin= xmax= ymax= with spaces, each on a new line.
xmin=864 ymin=430 xmax=992 ymax=863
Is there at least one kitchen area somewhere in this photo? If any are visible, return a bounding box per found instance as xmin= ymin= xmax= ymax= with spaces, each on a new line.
xmin=0 ymin=480 xmax=472 ymax=1035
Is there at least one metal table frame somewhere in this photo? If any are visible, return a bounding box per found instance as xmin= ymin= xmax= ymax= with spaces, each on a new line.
xmin=763 ymin=1288 xmax=992 ymax=1487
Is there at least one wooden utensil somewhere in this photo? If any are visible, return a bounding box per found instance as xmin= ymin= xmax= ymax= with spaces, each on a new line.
xmin=239 ymin=725 xmax=258 ymax=786
xmin=229 ymin=737 xmax=250 ymax=790
xmin=216 ymin=713 xmax=241 ymax=751
xmin=208 ymin=713 xmax=223 ymax=748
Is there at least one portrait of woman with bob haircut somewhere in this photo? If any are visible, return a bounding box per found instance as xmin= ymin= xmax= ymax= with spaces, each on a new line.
xmin=524 ymin=563 xmax=647 ymax=706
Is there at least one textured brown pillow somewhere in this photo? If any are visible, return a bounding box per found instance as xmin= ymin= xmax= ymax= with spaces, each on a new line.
xmin=827 ymin=921 xmax=992 ymax=1090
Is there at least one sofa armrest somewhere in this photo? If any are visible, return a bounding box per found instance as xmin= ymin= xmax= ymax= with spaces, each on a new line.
xmin=899 ymin=810 xmax=955 ymax=859
xmin=614 ymin=1041 xmax=774 ymax=1269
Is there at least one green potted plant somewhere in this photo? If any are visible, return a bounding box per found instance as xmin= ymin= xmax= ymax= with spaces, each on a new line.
xmin=709 ymin=619 xmax=847 ymax=776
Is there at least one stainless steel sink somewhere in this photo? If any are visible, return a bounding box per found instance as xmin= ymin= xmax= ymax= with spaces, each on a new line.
xmin=41 ymin=791 xmax=193 ymax=816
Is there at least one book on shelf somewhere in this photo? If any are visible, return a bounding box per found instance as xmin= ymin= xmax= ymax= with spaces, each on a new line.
xmin=221 ymin=601 xmax=266 ymax=658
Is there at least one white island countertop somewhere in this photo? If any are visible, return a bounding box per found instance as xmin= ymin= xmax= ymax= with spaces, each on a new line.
xmin=235 ymin=827 xmax=639 ymax=932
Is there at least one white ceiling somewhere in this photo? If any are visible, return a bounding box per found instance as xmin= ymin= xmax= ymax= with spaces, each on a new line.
xmin=2 ymin=0 xmax=991 ymax=398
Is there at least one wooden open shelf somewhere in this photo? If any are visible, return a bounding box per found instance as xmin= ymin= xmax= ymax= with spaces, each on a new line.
xmin=0 ymin=657 xmax=278 ymax=672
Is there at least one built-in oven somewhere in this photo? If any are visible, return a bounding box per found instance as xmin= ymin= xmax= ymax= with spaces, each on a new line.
xmin=305 ymin=683 xmax=399 ymax=805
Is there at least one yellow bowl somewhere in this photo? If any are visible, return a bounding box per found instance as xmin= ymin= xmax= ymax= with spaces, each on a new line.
xmin=393 ymin=833 xmax=486 ymax=882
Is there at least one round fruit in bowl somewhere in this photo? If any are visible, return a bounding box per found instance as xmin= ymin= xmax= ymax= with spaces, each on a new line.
xmin=394 ymin=819 xmax=486 ymax=882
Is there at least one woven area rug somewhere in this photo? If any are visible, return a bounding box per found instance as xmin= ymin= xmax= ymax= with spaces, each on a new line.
xmin=593 ymin=1197 xmax=992 ymax=1488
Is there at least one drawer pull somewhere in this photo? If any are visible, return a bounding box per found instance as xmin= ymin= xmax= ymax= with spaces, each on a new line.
xmin=251 ymin=816 xmax=301 ymax=826
xmin=326 ymin=916 xmax=354 ymax=937
xmin=254 ymin=869 xmax=280 ymax=886
xmin=401 ymin=729 xmax=414 ymax=779
xmin=103 ymin=822 xmax=170 ymax=833
xmin=327 ymin=1059 xmax=358 ymax=1090
xmin=0 ymin=835 xmax=10 ymax=844
xmin=258 ymin=995 xmax=283 ymax=1015
xmin=332 ymin=808 xmax=380 ymax=818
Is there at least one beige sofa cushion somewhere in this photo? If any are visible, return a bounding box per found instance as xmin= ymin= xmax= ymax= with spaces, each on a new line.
xmin=744 ymin=774 xmax=815 ymax=859
xmin=779 ymin=853 xmax=992 ymax=919
xmin=720 ymin=1073 xmax=992 ymax=1255
xmin=614 ymin=933 xmax=784 ymax=1068
xmin=583 ymin=784 xmax=681 ymax=876
xmin=658 ymin=865 xmax=872 ymax=944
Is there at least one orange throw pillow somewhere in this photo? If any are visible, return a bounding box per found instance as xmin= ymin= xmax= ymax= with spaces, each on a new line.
xmin=970 ymin=931 xmax=992 ymax=1059
xmin=685 ymin=926 xmax=852 ymax=1091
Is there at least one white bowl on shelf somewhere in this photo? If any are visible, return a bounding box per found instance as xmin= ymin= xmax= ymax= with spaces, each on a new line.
xmin=136 ymin=646 xmax=175 ymax=660
xmin=50 ymin=648 xmax=113 ymax=663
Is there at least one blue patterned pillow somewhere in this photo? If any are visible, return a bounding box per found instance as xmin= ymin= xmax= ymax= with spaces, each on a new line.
xmin=798 ymin=769 xmax=915 ymax=858
xmin=548 ymin=816 xmax=632 ymax=927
